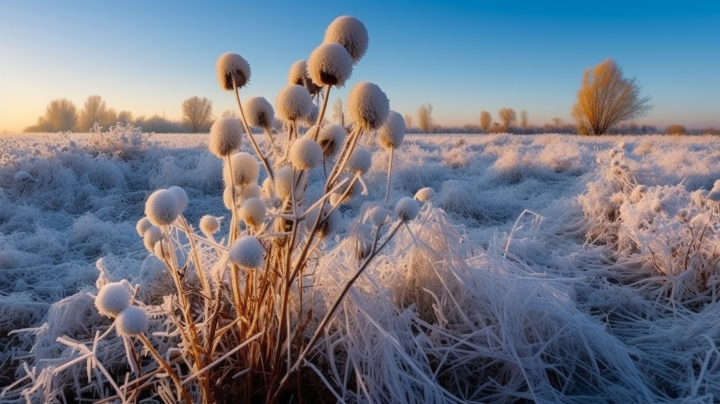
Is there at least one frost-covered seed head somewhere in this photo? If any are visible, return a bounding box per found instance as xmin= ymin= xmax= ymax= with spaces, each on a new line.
xmin=14 ymin=171 xmax=33 ymax=182
xmin=713 ymin=180 xmax=720 ymax=191
xmin=414 ymin=187 xmax=436 ymax=202
xmin=115 ymin=306 xmax=148 ymax=336
xmin=287 ymin=60 xmax=321 ymax=95
xmin=136 ymin=217 xmax=152 ymax=237
xmin=618 ymin=141 xmax=626 ymax=149
xmin=324 ymin=16 xmax=369 ymax=64
xmin=238 ymin=183 xmax=261 ymax=201
xmin=145 ymin=189 xmax=181 ymax=226
xmin=223 ymin=152 xmax=260 ymax=187
xmin=347 ymin=82 xmax=390 ymax=131
xmin=239 ymin=197 xmax=266 ymax=229
xmin=228 ymin=236 xmax=264 ymax=268
xmin=168 ymin=186 xmax=188 ymax=213
xmin=209 ymin=117 xmax=243 ymax=158
xmin=153 ymin=239 xmax=171 ymax=260
xmin=143 ymin=226 xmax=162 ymax=252
xmin=274 ymin=167 xmax=296 ymax=201
xmin=307 ymin=42 xmax=354 ymax=87
xmin=244 ymin=97 xmax=275 ymax=129
xmin=318 ymin=124 xmax=346 ymax=158
xmin=95 ymin=282 xmax=132 ymax=318
xmin=378 ymin=111 xmax=405 ymax=149
xmin=367 ymin=206 xmax=389 ymax=227
xmin=216 ymin=53 xmax=251 ymax=90
xmin=275 ymin=85 xmax=313 ymax=121
xmin=289 ymin=137 xmax=323 ymax=170
xmin=676 ymin=209 xmax=689 ymax=221
xmin=707 ymin=190 xmax=720 ymax=205
xmin=345 ymin=147 xmax=372 ymax=175
xmin=200 ymin=215 xmax=220 ymax=235
xmin=395 ymin=197 xmax=420 ymax=222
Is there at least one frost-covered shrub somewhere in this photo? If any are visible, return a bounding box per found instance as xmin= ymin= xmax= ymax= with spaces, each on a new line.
xmin=88 ymin=122 xmax=154 ymax=159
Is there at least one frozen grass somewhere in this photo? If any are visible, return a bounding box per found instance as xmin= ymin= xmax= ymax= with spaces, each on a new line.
xmin=1 ymin=131 xmax=720 ymax=402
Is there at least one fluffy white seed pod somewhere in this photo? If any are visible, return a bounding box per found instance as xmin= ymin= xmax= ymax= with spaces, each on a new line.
xmin=347 ymin=82 xmax=389 ymax=131
xmin=200 ymin=215 xmax=220 ymax=235
xmin=275 ymin=85 xmax=313 ymax=121
xmin=274 ymin=167 xmax=296 ymax=201
xmin=414 ymin=187 xmax=436 ymax=202
xmin=318 ymin=124 xmax=347 ymax=159
xmin=115 ymin=306 xmax=148 ymax=336
xmin=209 ymin=117 xmax=243 ymax=158
xmin=287 ymin=60 xmax=321 ymax=95
xmin=713 ymin=180 xmax=720 ymax=191
xmin=136 ymin=217 xmax=152 ymax=237
xmin=153 ymin=239 xmax=172 ymax=260
xmin=367 ymin=205 xmax=390 ymax=227
xmin=324 ymin=16 xmax=369 ymax=64
xmin=239 ymin=197 xmax=266 ymax=229
xmin=143 ymin=225 xmax=163 ymax=252
xmin=345 ymin=147 xmax=372 ymax=175
xmin=289 ymin=136 xmax=323 ymax=170
xmin=216 ymin=52 xmax=251 ymax=90
xmin=95 ymin=282 xmax=132 ymax=318
xmin=228 ymin=236 xmax=264 ymax=268
xmin=378 ymin=111 xmax=405 ymax=149
xmin=675 ymin=208 xmax=689 ymax=222
xmin=145 ymin=189 xmax=181 ymax=226
xmin=238 ymin=183 xmax=262 ymax=201
xmin=168 ymin=186 xmax=188 ymax=213
xmin=307 ymin=42 xmax=354 ymax=87
xmin=223 ymin=152 xmax=260 ymax=187
xmin=395 ymin=197 xmax=420 ymax=221
xmin=244 ymin=96 xmax=275 ymax=129
xmin=14 ymin=171 xmax=33 ymax=182
xmin=708 ymin=190 xmax=720 ymax=206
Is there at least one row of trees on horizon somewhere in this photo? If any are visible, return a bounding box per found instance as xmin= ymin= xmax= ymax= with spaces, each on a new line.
xmin=23 ymin=60 xmax=718 ymax=136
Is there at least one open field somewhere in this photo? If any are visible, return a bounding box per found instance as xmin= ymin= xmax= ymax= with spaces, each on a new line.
xmin=1 ymin=131 xmax=720 ymax=402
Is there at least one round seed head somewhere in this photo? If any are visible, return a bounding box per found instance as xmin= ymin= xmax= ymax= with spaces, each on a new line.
xmin=318 ymin=124 xmax=347 ymax=158
xmin=307 ymin=42 xmax=354 ymax=87
xmin=95 ymin=282 xmax=132 ymax=318
xmin=395 ymin=196 xmax=420 ymax=222
xmin=274 ymin=166 xmax=295 ymax=201
xmin=153 ymin=239 xmax=172 ymax=260
xmin=414 ymin=187 xmax=436 ymax=202
xmin=238 ymin=183 xmax=262 ymax=201
xmin=216 ymin=53 xmax=251 ymax=90
xmin=289 ymin=136 xmax=323 ymax=170
xmin=708 ymin=190 xmax=720 ymax=205
xmin=239 ymin=197 xmax=266 ymax=229
xmin=223 ymin=152 xmax=260 ymax=187
xmin=136 ymin=217 xmax=152 ymax=237
xmin=228 ymin=236 xmax=264 ymax=268
xmin=143 ymin=225 xmax=162 ymax=252
xmin=244 ymin=96 xmax=275 ymax=129
xmin=168 ymin=186 xmax=188 ymax=213
xmin=145 ymin=189 xmax=181 ymax=226
xmin=345 ymin=147 xmax=372 ymax=175
xmin=287 ymin=60 xmax=321 ymax=95
xmin=367 ymin=205 xmax=390 ymax=227
xmin=275 ymin=85 xmax=313 ymax=121
xmin=324 ymin=15 xmax=369 ymax=64
xmin=199 ymin=215 xmax=220 ymax=235
xmin=115 ymin=306 xmax=148 ymax=336
xmin=347 ymin=82 xmax=389 ymax=131
xmin=713 ymin=179 xmax=720 ymax=191
xmin=378 ymin=111 xmax=405 ymax=149
xmin=209 ymin=117 xmax=243 ymax=158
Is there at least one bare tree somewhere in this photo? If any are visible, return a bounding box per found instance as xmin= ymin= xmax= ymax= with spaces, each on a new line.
xmin=479 ymin=110 xmax=492 ymax=132
xmin=498 ymin=108 xmax=516 ymax=130
xmin=118 ymin=110 xmax=134 ymax=125
xmin=78 ymin=95 xmax=115 ymax=131
xmin=221 ymin=109 xmax=237 ymax=118
xmin=519 ymin=110 xmax=528 ymax=130
xmin=404 ymin=114 xmax=413 ymax=130
xmin=331 ymin=97 xmax=344 ymax=126
xmin=29 ymin=98 xmax=77 ymax=132
xmin=572 ymin=58 xmax=652 ymax=135
xmin=417 ymin=103 xmax=433 ymax=133
xmin=665 ymin=124 xmax=686 ymax=135
xmin=182 ymin=96 xmax=213 ymax=133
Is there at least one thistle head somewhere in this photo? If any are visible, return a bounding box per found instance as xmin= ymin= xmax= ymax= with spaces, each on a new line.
xmin=324 ymin=16 xmax=369 ymax=64
xmin=216 ymin=53 xmax=251 ymax=90
xmin=145 ymin=189 xmax=181 ymax=226
xmin=288 ymin=60 xmax=321 ymax=95
xmin=318 ymin=124 xmax=347 ymax=159
xmin=244 ymin=96 xmax=275 ymax=129
xmin=347 ymin=82 xmax=389 ymax=131
xmin=115 ymin=306 xmax=148 ymax=337
xmin=289 ymin=136 xmax=323 ymax=170
xmin=378 ymin=110 xmax=405 ymax=149
xmin=395 ymin=196 xmax=420 ymax=222
xmin=143 ymin=225 xmax=162 ymax=252
xmin=275 ymin=85 xmax=313 ymax=122
xmin=95 ymin=282 xmax=132 ymax=318
xmin=209 ymin=117 xmax=243 ymax=158
xmin=414 ymin=187 xmax=436 ymax=203
xmin=223 ymin=152 xmax=260 ymax=187
xmin=135 ymin=217 xmax=152 ymax=237
xmin=307 ymin=43 xmax=354 ymax=87
xmin=168 ymin=186 xmax=188 ymax=213
xmin=345 ymin=147 xmax=372 ymax=175
xmin=228 ymin=236 xmax=264 ymax=268
xmin=199 ymin=215 xmax=221 ymax=236
xmin=239 ymin=197 xmax=266 ymax=230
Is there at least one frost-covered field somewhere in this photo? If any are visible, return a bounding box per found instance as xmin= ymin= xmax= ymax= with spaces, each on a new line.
xmin=2 ymin=131 xmax=720 ymax=402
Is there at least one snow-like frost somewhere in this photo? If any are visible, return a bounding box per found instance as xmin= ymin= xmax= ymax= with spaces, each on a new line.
xmin=115 ymin=306 xmax=148 ymax=336
xmin=228 ymin=236 xmax=264 ymax=268
xmin=324 ymin=15 xmax=369 ymax=63
xmin=144 ymin=188 xmax=181 ymax=226
xmin=275 ymin=85 xmax=313 ymax=121
xmin=347 ymin=82 xmax=389 ymax=131
xmin=223 ymin=151 xmax=260 ymax=187
xmin=307 ymin=42 xmax=354 ymax=87
xmin=209 ymin=117 xmax=243 ymax=158
xmin=289 ymin=136 xmax=323 ymax=170
xmin=239 ymin=197 xmax=266 ymax=229
xmin=394 ymin=196 xmax=420 ymax=221
xmin=243 ymin=96 xmax=275 ymax=129
xmin=94 ymin=282 xmax=132 ymax=318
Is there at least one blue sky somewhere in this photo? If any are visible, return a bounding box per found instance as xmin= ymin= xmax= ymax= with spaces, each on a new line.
xmin=1 ymin=0 xmax=718 ymax=132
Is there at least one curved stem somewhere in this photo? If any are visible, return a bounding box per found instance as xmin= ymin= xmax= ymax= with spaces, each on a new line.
xmin=226 ymin=155 xmax=239 ymax=245
xmin=233 ymin=77 xmax=275 ymax=182
xmin=263 ymin=126 xmax=280 ymax=158
xmin=310 ymin=85 xmax=332 ymax=141
xmin=384 ymin=147 xmax=395 ymax=205
xmin=137 ymin=334 xmax=194 ymax=404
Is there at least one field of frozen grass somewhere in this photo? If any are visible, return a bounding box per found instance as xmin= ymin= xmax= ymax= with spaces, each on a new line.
xmin=2 ymin=130 xmax=720 ymax=402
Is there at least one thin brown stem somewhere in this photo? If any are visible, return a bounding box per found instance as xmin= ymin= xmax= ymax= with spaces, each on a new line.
xmin=233 ymin=76 xmax=275 ymax=182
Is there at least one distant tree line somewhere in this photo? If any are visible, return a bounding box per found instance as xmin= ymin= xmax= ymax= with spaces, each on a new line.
xmin=24 ymin=95 xmax=215 ymax=133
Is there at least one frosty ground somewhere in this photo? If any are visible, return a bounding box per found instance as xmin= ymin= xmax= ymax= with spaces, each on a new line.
xmin=1 ymin=131 xmax=719 ymax=402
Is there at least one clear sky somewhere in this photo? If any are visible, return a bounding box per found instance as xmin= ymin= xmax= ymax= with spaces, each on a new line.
xmin=1 ymin=0 xmax=719 ymax=132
